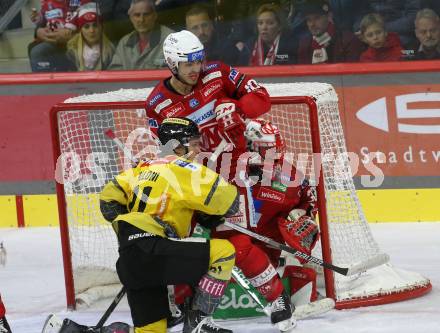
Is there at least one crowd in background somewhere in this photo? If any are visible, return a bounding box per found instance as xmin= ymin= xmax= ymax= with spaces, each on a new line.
xmin=23 ymin=0 xmax=440 ymax=72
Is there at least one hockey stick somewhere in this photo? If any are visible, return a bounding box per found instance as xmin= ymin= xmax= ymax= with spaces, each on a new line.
xmin=232 ymin=266 xmax=335 ymax=320
xmin=42 ymin=287 xmax=126 ymax=333
xmin=224 ymin=221 xmax=351 ymax=276
xmin=95 ymin=286 xmax=126 ymax=328
xmin=104 ymin=128 xmax=135 ymax=162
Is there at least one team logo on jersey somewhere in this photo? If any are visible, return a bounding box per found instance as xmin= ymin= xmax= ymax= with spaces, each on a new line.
xmin=149 ymin=92 xmax=164 ymax=106
xmin=202 ymin=80 xmax=222 ymax=99
xmin=271 ymin=181 xmax=287 ymax=192
xmin=189 ymin=98 xmax=200 ymax=108
xmin=187 ymin=100 xmax=216 ymax=125
xmin=148 ymin=118 xmax=158 ymax=128
xmin=154 ymin=99 xmax=172 ymax=114
xmin=228 ymin=68 xmax=239 ymax=83
xmin=202 ymin=71 xmax=222 ymax=84
xmin=164 ymin=102 xmax=185 ymax=118
xmin=257 ymin=188 xmax=285 ymax=203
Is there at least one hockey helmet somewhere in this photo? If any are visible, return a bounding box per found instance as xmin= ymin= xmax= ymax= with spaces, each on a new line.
xmin=245 ymin=119 xmax=285 ymax=160
xmin=163 ymin=30 xmax=205 ymax=75
xmin=158 ymin=117 xmax=200 ymax=148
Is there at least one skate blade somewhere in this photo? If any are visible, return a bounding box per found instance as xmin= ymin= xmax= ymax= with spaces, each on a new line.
xmin=42 ymin=314 xmax=64 ymax=333
xmin=275 ymin=317 xmax=297 ymax=332
xmin=293 ymin=297 xmax=335 ymax=320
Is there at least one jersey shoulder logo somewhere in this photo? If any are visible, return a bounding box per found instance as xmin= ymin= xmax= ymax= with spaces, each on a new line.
xmin=148 ymin=92 xmax=164 ymax=106
xmin=228 ymin=68 xmax=239 ymax=83
xmin=148 ymin=118 xmax=159 ymax=128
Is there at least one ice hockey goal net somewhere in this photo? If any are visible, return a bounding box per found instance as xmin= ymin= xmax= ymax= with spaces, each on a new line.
xmin=50 ymin=82 xmax=431 ymax=309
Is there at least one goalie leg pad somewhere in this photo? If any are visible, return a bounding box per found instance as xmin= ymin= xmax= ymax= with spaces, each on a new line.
xmin=283 ymin=265 xmax=318 ymax=304
xmin=229 ymin=234 xmax=284 ymax=302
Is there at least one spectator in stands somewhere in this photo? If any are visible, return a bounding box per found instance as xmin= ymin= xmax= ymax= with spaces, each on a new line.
xmin=155 ymin=0 xmax=215 ymax=32
xmin=359 ymin=13 xmax=403 ymax=62
xmin=28 ymin=0 xmax=81 ymax=72
xmin=89 ymin=0 xmax=133 ymax=45
xmin=185 ymin=4 xmax=245 ymax=65
xmin=66 ymin=2 xmax=115 ymax=70
xmin=243 ymin=3 xmax=297 ymax=66
xmin=108 ymin=0 xmax=174 ymax=70
xmin=413 ymin=8 xmax=440 ymax=60
xmin=297 ymin=0 xmax=363 ymax=64
xmin=354 ymin=1 xmax=422 ymax=48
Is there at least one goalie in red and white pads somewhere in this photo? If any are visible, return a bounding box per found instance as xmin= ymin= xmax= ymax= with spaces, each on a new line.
xmin=245 ymin=119 xmax=320 ymax=303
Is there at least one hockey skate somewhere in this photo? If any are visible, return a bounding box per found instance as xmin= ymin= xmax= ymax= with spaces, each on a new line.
xmin=182 ymin=298 xmax=232 ymax=333
xmin=270 ymin=290 xmax=297 ymax=332
xmin=41 ymin=314 xmax=132 ymax=333
xmin=0 ymin=316 xmax=12 ymax=333
xmin=167 ymin=303 xmax=184 ymax=330
xmin=42 ymin=314 xmax=89 ymax=333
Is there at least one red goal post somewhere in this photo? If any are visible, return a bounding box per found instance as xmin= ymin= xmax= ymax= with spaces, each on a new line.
xmin=50 ymin=91 xmax=431 ymax=310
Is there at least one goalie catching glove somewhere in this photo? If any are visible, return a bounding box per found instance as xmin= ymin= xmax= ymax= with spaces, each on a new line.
xmin=214 ymin=98 xmax=247 ymax=150
xmin=278 ymin=209 xmax=319 ymax=264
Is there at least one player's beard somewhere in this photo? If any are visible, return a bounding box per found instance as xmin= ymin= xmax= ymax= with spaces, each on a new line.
xmin=182 ymin=72 xmax=199 ymax=86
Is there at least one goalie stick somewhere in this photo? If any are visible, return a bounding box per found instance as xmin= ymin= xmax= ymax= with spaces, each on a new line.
xmin=42 ymin=287 xmax=126 ymax=333
xmin=224 ymin=221 xmax=360 ymax=276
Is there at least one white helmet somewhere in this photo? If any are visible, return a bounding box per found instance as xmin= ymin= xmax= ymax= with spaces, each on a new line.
xmin=163 ymin=30 xmax=205 ymax=75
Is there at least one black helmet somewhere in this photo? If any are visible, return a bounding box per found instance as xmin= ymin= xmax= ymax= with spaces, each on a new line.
xmin=157 ymin=117 xmax=200 ymax=147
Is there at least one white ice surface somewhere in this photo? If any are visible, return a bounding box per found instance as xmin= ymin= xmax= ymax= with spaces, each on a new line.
xmin=1 ymin=223 xmax=439 ymax=333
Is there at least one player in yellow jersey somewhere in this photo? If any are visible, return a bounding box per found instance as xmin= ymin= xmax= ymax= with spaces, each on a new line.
xmin=99 ymin=117 xmax=238 ymax=333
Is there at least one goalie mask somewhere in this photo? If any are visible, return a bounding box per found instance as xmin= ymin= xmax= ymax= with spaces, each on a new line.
xmin=245 ymin=119 xmax=285 ymax=163
xmin=158 ymin=117 xmax=200 ymax=156
xmin=163 ymin=30 xmax=205 ymax=75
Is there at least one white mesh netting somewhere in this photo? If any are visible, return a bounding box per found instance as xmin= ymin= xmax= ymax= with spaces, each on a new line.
xmin=56 ymin=82 xmax=430 ymax=307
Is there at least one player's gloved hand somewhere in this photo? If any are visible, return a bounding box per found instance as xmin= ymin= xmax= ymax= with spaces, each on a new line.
xmin=214 ymin=98 xmax=246 ymax=150
xmin=194 ymin=211 xmax=225 ymax=230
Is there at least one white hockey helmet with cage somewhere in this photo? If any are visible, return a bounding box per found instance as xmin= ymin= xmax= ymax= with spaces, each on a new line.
xmin=245 ymin=119 xmax=285 ymax=160
xmin=163 ymin=30 xmax=205 ymax=75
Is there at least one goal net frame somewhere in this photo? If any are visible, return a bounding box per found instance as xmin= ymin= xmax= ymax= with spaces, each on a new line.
xmin=50 ymin=89 xmax=432 ymax=310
